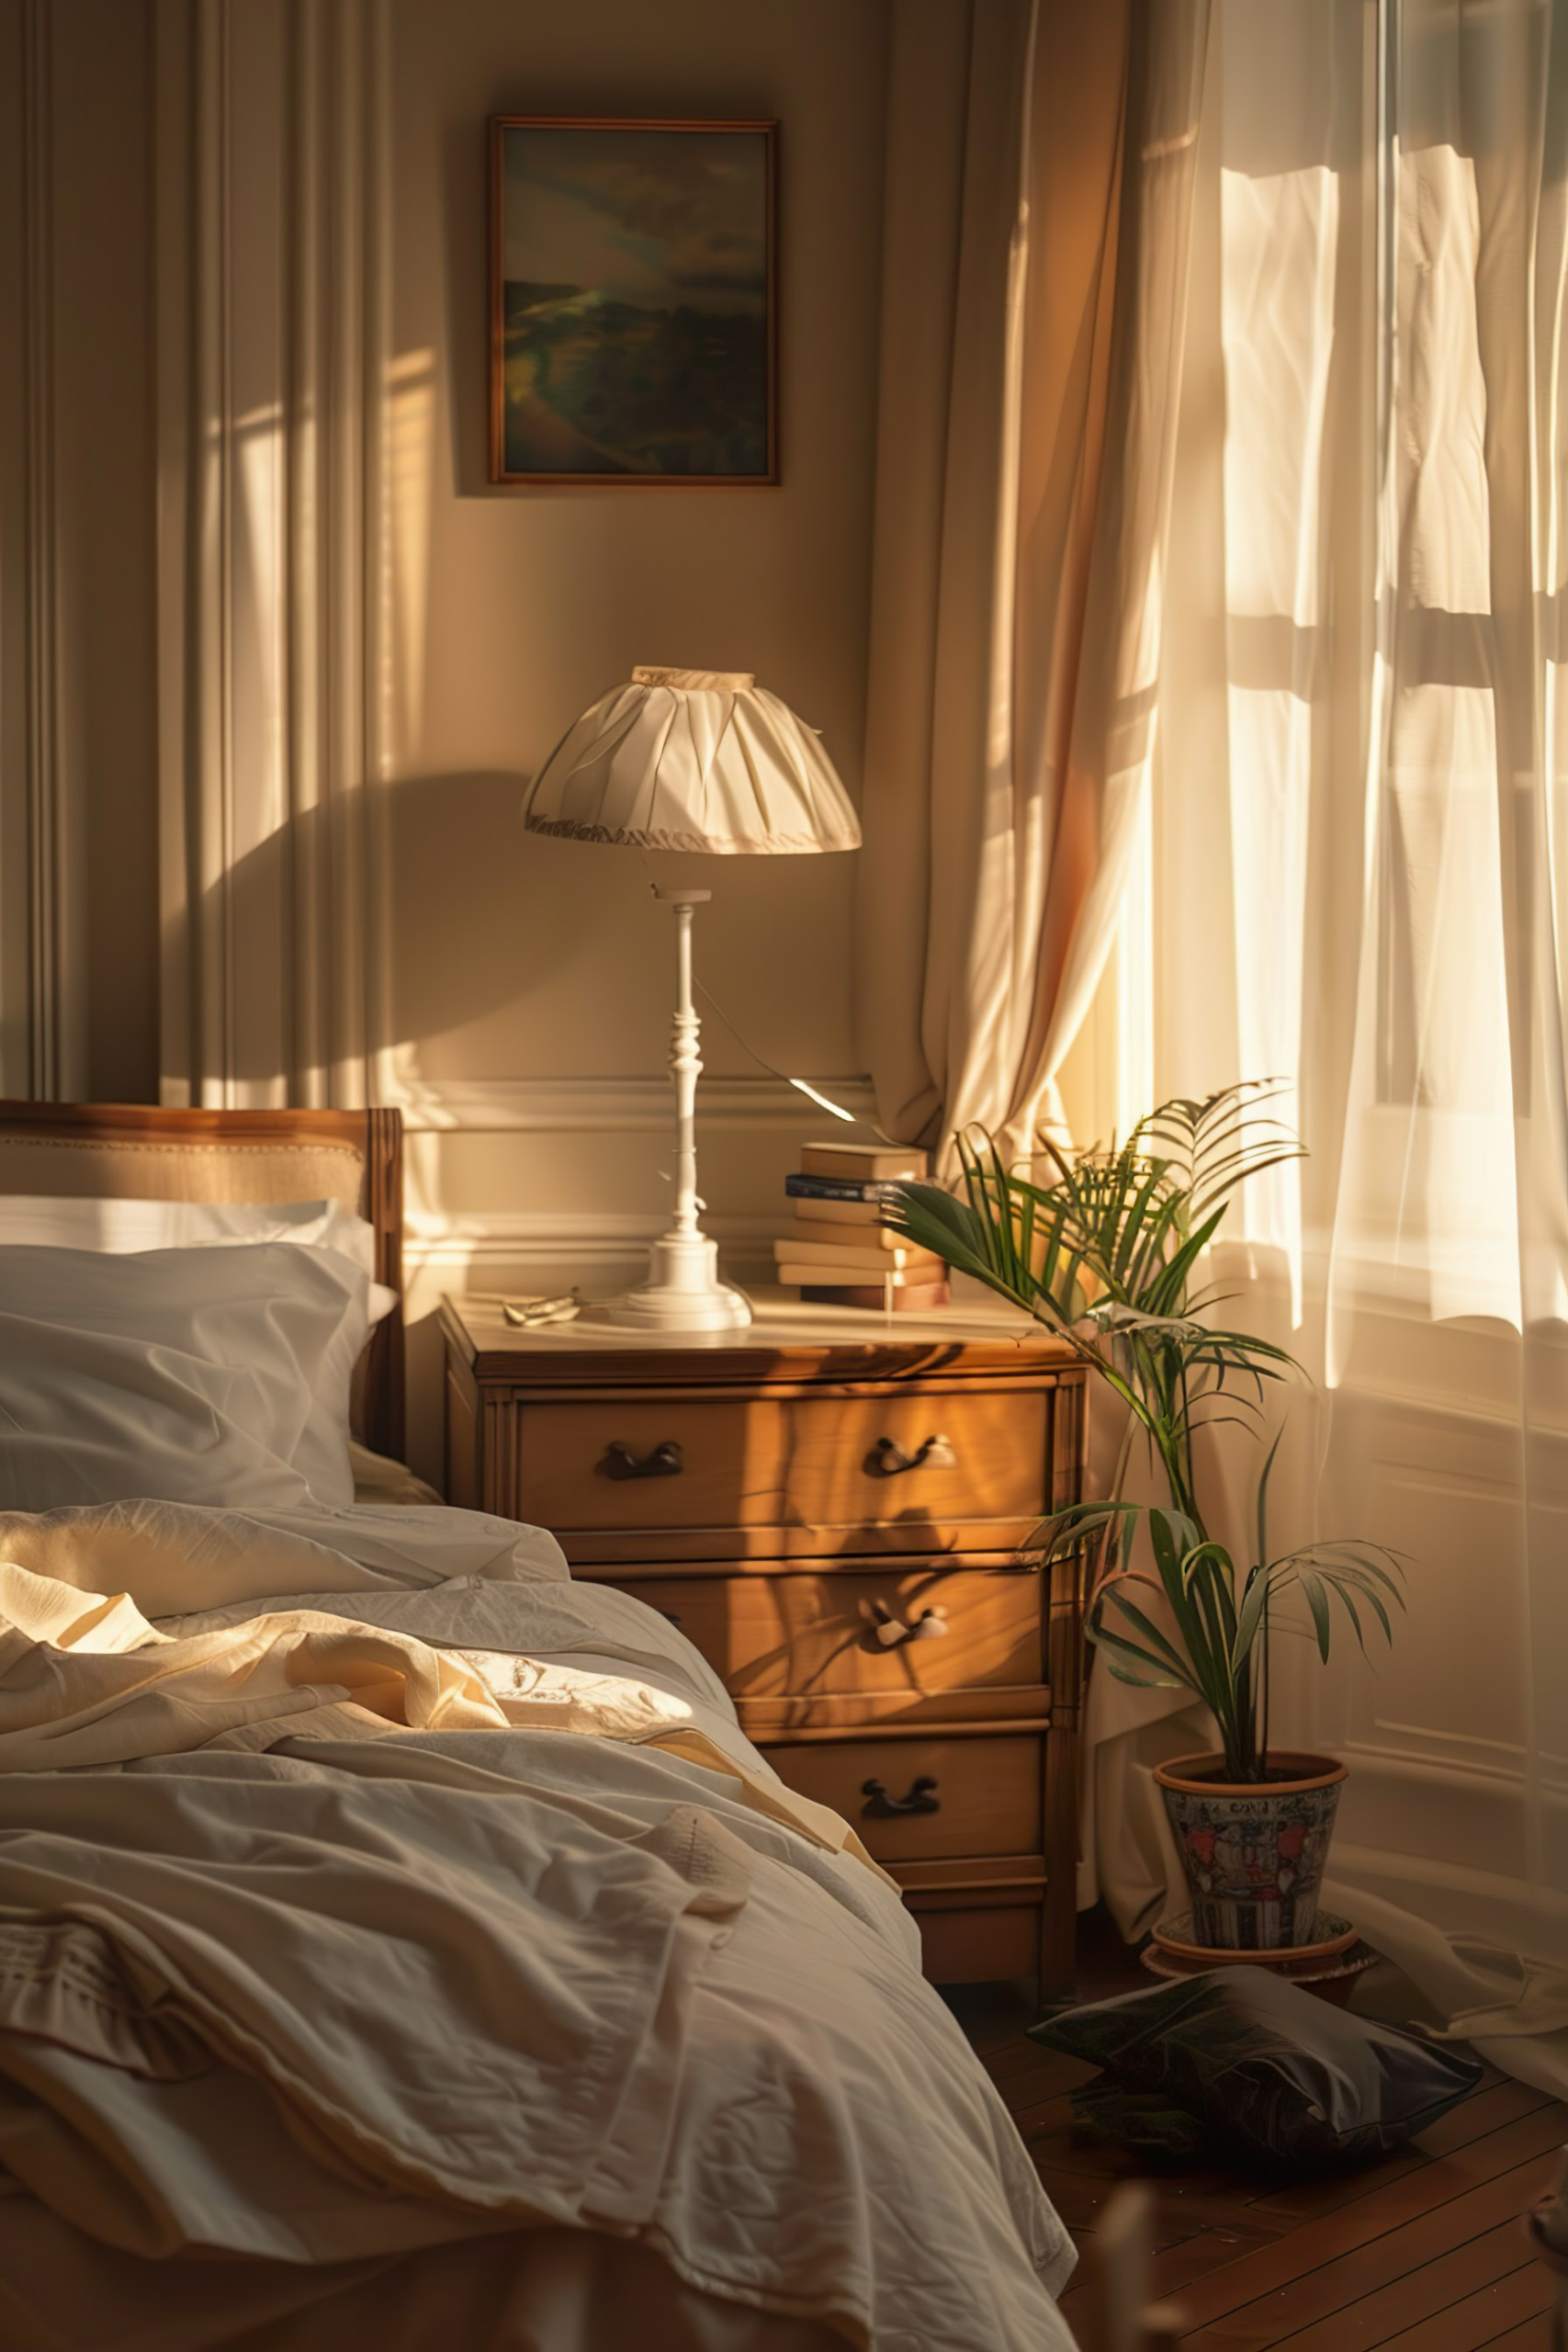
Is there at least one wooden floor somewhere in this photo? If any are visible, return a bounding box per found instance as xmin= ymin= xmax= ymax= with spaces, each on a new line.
xmin=947 ymin=1934 xmax=1567 ymax=2352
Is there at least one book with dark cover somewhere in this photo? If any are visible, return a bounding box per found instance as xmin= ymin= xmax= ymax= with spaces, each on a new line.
xmin=784 ymin=1173 xmax=907 ymax=1205
xmin=784 ymin=1215 xmax=936 ymax=1257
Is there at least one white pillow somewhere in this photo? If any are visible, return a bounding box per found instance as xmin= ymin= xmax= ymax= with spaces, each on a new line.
xmin=0 ymin=1243 xmax=370 ymax=1511
xmin=0 ymin=1195 xmax=397 ymax=1322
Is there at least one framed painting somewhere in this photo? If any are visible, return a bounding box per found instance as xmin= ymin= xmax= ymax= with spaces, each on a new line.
xmin=489 ymin=116 xmax=777 ymax=486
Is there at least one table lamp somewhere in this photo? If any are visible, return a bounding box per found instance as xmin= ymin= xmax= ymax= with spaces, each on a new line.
xmin=522 ymin=666 xmax=862 ymax=1331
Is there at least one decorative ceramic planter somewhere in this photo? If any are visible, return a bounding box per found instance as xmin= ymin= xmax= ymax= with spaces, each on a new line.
xmin=1155 ymin=1750 xmax=1348 ymax=1953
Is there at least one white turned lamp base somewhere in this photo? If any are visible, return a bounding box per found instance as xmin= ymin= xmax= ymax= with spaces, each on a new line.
xmin=605 ymin=1231 xmax=752 ymax=1331
xmin=590 ymin=883 xmax=754 ymax=1334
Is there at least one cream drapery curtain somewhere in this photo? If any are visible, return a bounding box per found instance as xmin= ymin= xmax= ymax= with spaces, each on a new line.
xmin=1081 ymin=0 xmax=1568 ymax=2092
xmin=856 ymin=0 xmax=1210 ymax=1161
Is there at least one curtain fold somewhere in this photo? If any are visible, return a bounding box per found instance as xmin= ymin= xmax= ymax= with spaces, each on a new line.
xmin=857 ymin=0 xmax=1212 ymax=1162
xmin=1082 ymin=0 xmax=1568 ymax=2091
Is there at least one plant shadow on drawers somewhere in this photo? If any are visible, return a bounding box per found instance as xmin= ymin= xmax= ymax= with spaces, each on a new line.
xmin=511 ymin=1382 xmax=1056 ymax=1560
xmin=639 ymin=1561 xmax=1048 ymax=1734
xmin=784 ymin=1387 xmax=1049 ymax=1531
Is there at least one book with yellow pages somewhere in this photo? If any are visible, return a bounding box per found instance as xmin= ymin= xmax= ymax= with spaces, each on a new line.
xmin=798 ymin=1142 xmax=928 ymax=1182
xmin=789 ymin=1210 xmax=925 ymax=1252
xmin=776 ymin=1255 xmax=944 ymax=1288
xmin=773 ymin=1237 xmax=940 ymax=1276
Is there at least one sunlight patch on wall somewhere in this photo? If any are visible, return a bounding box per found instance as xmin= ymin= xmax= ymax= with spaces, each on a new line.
xmin=382 ymin=348 xmax=434 ymax=775
xmin=232 ymin=401 xmax=286 ymax=852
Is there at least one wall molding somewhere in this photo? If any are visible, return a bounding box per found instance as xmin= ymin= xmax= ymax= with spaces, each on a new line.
xmin=403 ymin=1209 xmax=781 ymax=1277
xmin=392 ymin=1072 xmax=879 ymax=1135
xmin=1329 ymin=1836 xmax=1568 ymax=1961
xmin=395 ymin=1073 xmax=880 ymax=1281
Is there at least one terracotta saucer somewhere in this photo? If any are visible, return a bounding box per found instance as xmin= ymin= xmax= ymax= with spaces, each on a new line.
xmin=1151 ymin=1908 xmax=1359 ymax=1967
xmin=1139 ymin=1937 xmax=1378 ymax=2007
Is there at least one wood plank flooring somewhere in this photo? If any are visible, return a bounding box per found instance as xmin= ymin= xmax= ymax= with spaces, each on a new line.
xmin=946 ymin=1927 xmax=1567 ymax=2352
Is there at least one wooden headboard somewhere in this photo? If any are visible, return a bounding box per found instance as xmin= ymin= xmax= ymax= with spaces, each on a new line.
xmin=0 ymin=1102 xmax=405 ymax=1462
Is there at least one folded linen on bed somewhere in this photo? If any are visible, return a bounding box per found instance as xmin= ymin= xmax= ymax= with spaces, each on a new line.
xmin=0 ymin=1736 xmax=1075 ymax=2349
xmin=0 ymin=1500 xmax=1077 ymax=2349
xmin=0 ymin=1768 xmax=750 ymax=2238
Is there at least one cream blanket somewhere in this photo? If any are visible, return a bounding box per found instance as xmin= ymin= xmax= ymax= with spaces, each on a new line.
xmin=0 ymin=1501 xmax=1076 ymax=2352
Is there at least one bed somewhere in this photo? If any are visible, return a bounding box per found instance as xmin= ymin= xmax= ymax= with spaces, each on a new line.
xmin=0 ymin=1101 xmax=1078 ymax=2352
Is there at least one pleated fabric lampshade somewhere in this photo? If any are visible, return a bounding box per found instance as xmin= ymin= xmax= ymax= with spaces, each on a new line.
xmin=520 ymin=667 xmax=862 ymax=1332
xmin=523 ymin=666 xmax=862 ymax=854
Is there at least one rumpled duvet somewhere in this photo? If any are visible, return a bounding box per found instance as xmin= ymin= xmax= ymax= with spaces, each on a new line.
xmin=0 ymin=1499 xmax=1077 ymax=2351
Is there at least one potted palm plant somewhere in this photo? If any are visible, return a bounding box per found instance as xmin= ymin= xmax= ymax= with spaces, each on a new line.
xmin=887 ymin=1085 xmax=1403 ymax=1956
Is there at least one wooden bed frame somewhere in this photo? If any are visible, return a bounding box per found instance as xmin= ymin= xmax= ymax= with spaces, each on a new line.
xmin=0 ymin=1102 xmax=405 ymax=1461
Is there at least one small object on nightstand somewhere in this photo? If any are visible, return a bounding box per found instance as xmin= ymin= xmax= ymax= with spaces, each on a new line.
xmin=502 ymin=1290 xmax=582 ymax=1329
xmin=779 ymin=1141 xmax=952 ymax=1310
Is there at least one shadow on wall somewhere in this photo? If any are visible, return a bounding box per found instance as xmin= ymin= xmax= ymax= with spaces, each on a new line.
xmin=188 ymin=766 xmax=857 ymax=1092
xmin=182 ymin=769 xmax=603 ymax=1090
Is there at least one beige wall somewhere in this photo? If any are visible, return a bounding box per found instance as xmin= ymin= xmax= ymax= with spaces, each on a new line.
xmin=1 ymin=0 xmax=892 ymax=1474
xmin=3 ymin=0 xmax=893 ymax=1467
xmin=382 ymin=0 xmax=891 ymax=1472
xmin=385 ymin=0 xmax=887 ymax=1089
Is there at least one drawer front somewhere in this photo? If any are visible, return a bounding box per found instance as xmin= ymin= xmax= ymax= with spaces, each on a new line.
xmin=636 ymin=1567 xmax=1044 ymax=1715
xmin=781 ymin=1386 xmax=1049 ymax=1534
xmin=761 ymin=1733 xmax=1043 ymax=1864
xmin=910 ymin=1905 xmax=1043 ymax=1987
xmin=513 ymin=1398 xmax=788 ymax=1530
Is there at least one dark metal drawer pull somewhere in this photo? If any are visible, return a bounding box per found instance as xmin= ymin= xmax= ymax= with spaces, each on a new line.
xmin=660 ymin=1609 xmax=683 ymax=1629
xmin=865 ymin=1432 xmax=955 ymax=1477
xmin=600 ymin=1440 xmax=683 ymax=1482
xmin=868 ymin=1600 xmax=949 ymax=1649
xmin=862 ymin=1775 xmax=941 ymax=1819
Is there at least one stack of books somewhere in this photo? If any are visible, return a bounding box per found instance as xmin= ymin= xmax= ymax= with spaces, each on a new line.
xmin=774 ymin=1139 xmax=951 ymax=1310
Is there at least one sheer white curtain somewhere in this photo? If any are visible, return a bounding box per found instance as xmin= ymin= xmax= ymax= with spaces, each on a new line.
xmin=1085 ymin=0 xmax=1568 ymax=2085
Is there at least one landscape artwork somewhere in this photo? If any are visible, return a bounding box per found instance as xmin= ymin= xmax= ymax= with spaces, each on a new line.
xmin=490 ymin=119 xmax=776 ymax=484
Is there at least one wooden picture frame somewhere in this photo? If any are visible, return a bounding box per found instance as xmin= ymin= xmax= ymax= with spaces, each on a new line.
xmin=488 ymin=116 xmax=778 ymax=487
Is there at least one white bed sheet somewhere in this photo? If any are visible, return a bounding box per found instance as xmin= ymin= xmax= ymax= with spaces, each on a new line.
xmin=0 ymin=1499 xmax=1077 ymax=2352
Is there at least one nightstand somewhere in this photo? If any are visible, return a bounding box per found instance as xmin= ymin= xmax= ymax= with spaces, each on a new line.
xmin=439 ymin=1286 xmax=1089 ymax=1997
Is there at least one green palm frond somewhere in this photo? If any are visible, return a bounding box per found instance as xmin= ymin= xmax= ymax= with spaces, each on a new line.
xmin=885 ymin=1080 xmax=1401 ymax=1780
xmin=1089 ymin=1506 xmax=1404 ymax=1778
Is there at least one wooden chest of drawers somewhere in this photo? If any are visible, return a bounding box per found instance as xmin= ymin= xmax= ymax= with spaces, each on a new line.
xmin=440 ymin=1287 xmax=1088 ymax=1997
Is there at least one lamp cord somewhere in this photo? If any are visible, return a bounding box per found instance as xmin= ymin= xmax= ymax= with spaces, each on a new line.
xmin=634 ymin=853 xmax=900 ymax=1144
xmin=692 ymin=978 xmax=898 ymax=1142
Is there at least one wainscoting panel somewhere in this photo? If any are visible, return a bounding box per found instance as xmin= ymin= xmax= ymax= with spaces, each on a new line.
xmin=1294 ymin=1361 xmax=1568 ymax=1946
